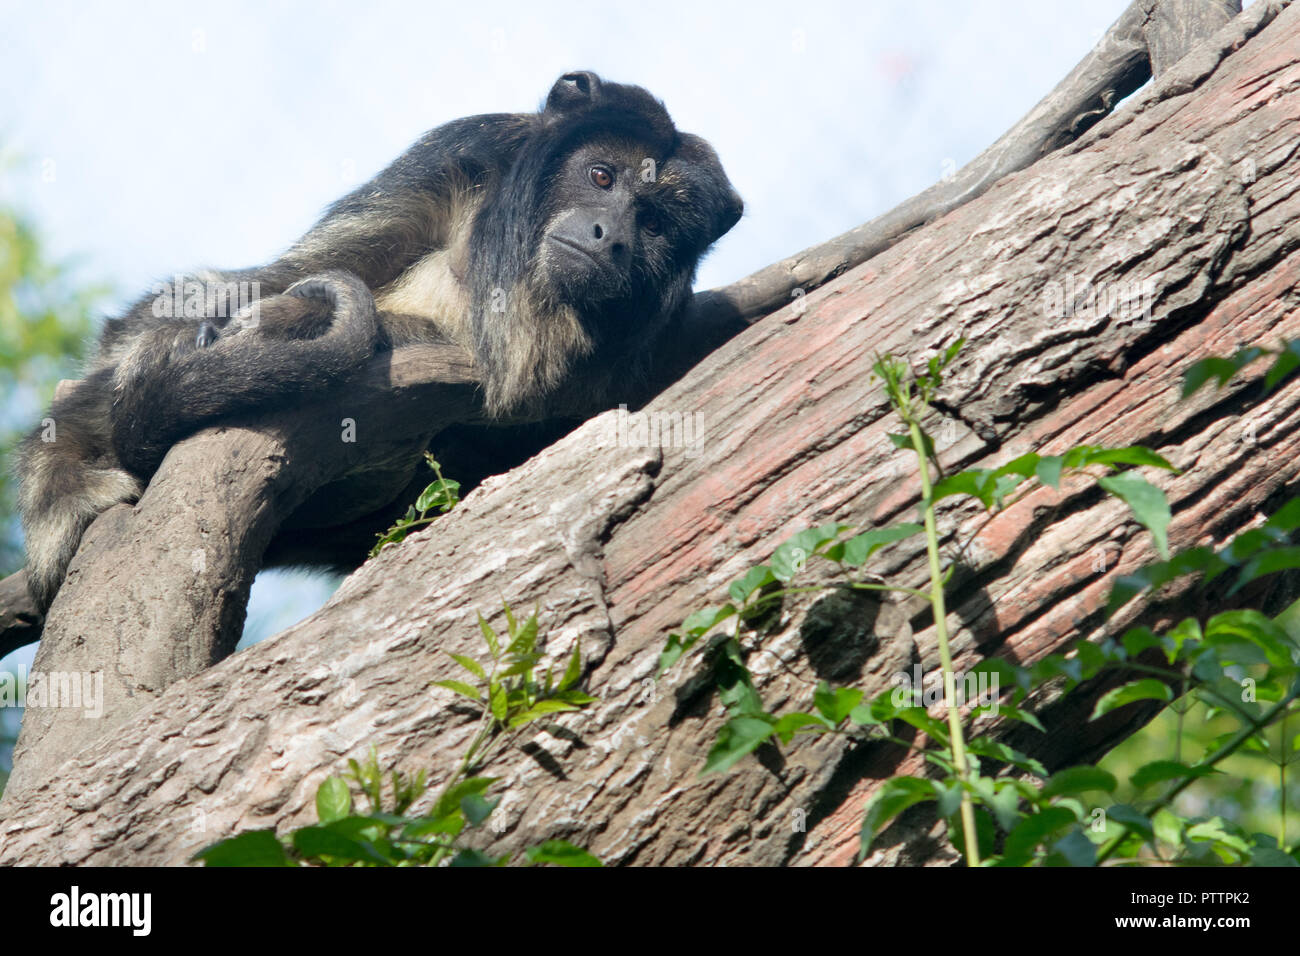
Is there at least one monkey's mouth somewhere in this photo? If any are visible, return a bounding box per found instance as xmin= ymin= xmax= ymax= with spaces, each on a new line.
xmin=546 ymin=235 xmax=611 ymax=274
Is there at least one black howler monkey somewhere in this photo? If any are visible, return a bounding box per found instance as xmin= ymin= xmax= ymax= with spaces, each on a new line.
xmin=16 ymin=71 xmax=743 ymax=613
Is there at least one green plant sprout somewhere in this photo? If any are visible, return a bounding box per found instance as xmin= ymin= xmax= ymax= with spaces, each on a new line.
xmin=196 ymin=605 xmax=601 ymax=867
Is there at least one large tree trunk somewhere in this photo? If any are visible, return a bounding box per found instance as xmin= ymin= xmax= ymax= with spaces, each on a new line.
xmin=2 ymin=1 xmax=1296 ymax=865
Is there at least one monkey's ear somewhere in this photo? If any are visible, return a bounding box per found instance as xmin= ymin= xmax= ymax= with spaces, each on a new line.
xmin=546 ymin=71 xmax=603 ymax=114
xmin=716 ymin=187 xmax=745 ymax=242
xmin=678 ymin=133 xmax=745 ymax=244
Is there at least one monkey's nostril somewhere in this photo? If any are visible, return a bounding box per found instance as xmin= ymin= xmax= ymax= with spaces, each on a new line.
xmin=592 ymin=224 xmax=604 ymax=240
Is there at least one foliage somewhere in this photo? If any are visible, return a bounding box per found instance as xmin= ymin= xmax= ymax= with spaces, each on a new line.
xmin=661 ymin=338 xmax=1300 ymax=866
xmin=0 ymin=195 xmax=106 ymax=575
xmin=369 ymin=453 xmax=460 ymax=557
xmin=196 ymin=605 xmax=601 ymax=866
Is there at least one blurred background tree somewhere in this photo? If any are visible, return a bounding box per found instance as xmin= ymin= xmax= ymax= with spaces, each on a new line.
xmin=0 ymin=155 xmax=108 ymax=795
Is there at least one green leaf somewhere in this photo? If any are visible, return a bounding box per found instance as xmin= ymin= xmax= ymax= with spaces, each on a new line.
xmin=1090 ymin=679 xmax=1173 ymax=720
xmin=315 ymin=776 xmax=352 ymax=824
xmin=1070 ymin=446 xmax=1177 ymax=472
xmin=971 ymin=702 xmax=1045 ymax=733
xmin=1183 ymin=349 xmax=1265 ymax=397
xmin=1204 ymin=610 xmax=1296 ymax=667
xmin=1266 ymin=497 xmax=1300 ymax=534
xmin=559 ymin=641 xmax=583 ymax=691
xmin=489 ymin=682 xmax=508 ymax=720
xmin=524 ymin=840 xmax=604 ymax=867
xmin=1106 ymin=549 xmax=1227 ymax=615
xmin=1251 ymin=847 xmax=1300 ymax=867
xmin=965 ymin=737 xmax=1047 ymax=776
xmin=448 ymin=653 xmax=486 ymax=680
xmin=506 ymin=699 xmax=583 ymax=728
xmin=658 ymin=633 xmax=690 ymax=673
xmin=714 ymin=643 xmax=764 ymax=718
xmin=1098 ymin=471 xmax=1171 ymax=560
xmin=729 ymin=565 xmax=776 ymax=602
xmin=891 ymin=706 xmax=950 ymax=744
xmin=930 ymin=468 xmax=999 ymax=509
xmin=415 ymin=478 xmax=459 ymax=512
xmin=450 ymin=849 xmax=508 ymax=867
xmin=1130 ymin=760 xmax=1220 ymax=792
xmin=826 ymin=524 xmax=923 ymax=566
xmin=433 ymin=679 xmax=482 ymax=702
xmin=432 ymin=777 xmax=496 ymax=821
xmin=1120 ymin=626 xmax=1163 ymax=658
xmin=947 ymin=806 xmax=997 ymax=863
xmin=970 ymin=656 xmax=1031 ymax=695
xmin=702 ymin=716 xmax=777 ymax=774
xmin=1106 ymin=803 xmax=1154 ymax=843
xmin=193 ymin=830 xmax=297 ymax=867
xmin=684 ymin=604 xmax=738 ymax=635
xmin=1030 ymin=654 xmax=1083 ymax=687
xmin=1265 ymin=341 xmax=1300 ymax=392
xmin=859 ymin=777 xmax=939 ymax=853
xmin=1041 ymin=766 xmax=1117 ymax=799
xmin=812 ymin=682 xmax=863 ymax=725
xmin=985 ymin=780 xmax=1028 ymax=833
xmin=1153 ymin=809 xmax=1185 ymax=848
xmin=1233 ymin=547 xmax=1300 ymax=595
xmin=506 ymin=611 xmax=539 ymax=657
xmin=993 ymin=452 xmax=1041 ymax=479
xmin=770 ymin=524 xmax=850 ymax=581
xmin=847 ymin=703 xmax=882 ymax=726
xmin=1035 ymin=455 xmax=1064 ymax=489
xmin=1002 ymin=807 xmax=1078 ymax=864
xmin=478 ymin=612 xmax=500 ymax=659
xmin=662 ymin=604 xmax=738 ymax=672
xmin=1187 ymin=817 xmax=1252 ymax=857
xmin=773 ymin=712 xmax=831 ymax=744
xmin=1045 ymin=828 xmax=1097 ymax=867
xmin=292 ymin=826 xmax=392 ymax=865
xmin=460 ymin=793 xmax=497 ymax=828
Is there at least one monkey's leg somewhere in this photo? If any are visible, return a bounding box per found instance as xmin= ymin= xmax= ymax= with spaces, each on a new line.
xmin=15 ymin=369 xmax=143 ymax=612
xmin=109 ymin=270 xmax=379 ymax=476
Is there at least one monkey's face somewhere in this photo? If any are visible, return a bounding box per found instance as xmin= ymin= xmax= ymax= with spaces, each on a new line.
xmin=534 ymin=135 xmax=743 ymax=339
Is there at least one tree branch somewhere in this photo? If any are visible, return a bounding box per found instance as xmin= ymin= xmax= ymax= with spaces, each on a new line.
xmin=2 ymin=1 xmax=1295 ymax=862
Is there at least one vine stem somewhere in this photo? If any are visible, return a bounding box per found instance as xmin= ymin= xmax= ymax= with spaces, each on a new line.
xmin=909 ymin=418 xmax=980 ymax=866
xmin=1281 ymin=710 xmax=1288 ymax=849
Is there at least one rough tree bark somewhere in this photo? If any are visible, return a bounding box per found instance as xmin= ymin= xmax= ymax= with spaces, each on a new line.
xmin=1 ymin=0 xmax=1295 ymax=865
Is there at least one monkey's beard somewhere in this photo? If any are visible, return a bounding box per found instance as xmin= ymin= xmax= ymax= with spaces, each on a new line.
xmin=471 ymin=276 xmax=594 ymax=419
xmin=471 ymin=268 xmax=681 ymax=421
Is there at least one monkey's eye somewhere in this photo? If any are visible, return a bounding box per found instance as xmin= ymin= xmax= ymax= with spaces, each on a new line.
xmin=589 ymin=165 xmax=614 ymax=189
xmin=640 ymin=211 xmax=663 ymax=236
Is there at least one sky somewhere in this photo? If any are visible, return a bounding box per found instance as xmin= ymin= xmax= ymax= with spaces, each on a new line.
xmin=0 ymin=0 xmax=1140 ymax=676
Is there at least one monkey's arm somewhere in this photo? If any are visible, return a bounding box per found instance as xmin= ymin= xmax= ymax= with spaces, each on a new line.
xmin=265 ymin=115 xmax=532 ymax=291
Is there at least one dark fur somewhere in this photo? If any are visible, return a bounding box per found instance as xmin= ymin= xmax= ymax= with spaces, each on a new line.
xmin=16 ymin=71 xmax=743 ymax=613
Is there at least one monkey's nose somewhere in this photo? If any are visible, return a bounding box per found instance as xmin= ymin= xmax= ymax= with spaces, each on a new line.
xmin=591 ymin=222 xmax=628 ymax=261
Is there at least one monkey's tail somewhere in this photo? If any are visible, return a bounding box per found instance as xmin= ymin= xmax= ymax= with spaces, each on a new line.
xmin=15 ymin=377 xmax=143 ymax=613
xmin=109 ymin=270 xmax=379 ymax=476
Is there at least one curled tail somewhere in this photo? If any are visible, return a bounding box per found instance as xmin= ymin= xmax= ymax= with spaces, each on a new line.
xmin=109 ymin=270 xmax=379 ymax=475
xmin=16 ymin=371 xmax=142 ymax=613
xmin=17 ymin=271 xmax=378 ymax=611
